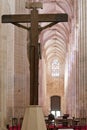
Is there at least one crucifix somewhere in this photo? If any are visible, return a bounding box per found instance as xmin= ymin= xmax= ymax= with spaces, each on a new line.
xmin=2 ymin=2 xmax=68 ymax=105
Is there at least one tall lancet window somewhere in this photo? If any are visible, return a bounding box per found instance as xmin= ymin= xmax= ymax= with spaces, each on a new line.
xmin=51 ymin=59 xmax=59 ymax=77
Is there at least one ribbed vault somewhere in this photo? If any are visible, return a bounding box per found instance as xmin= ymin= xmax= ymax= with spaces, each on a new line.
xmin=40 ymin=0 xmax=74 ymax=76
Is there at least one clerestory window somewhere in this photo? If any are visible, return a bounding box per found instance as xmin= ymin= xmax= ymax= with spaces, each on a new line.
xmin=51 ymin=59 xmax=59 ymax=77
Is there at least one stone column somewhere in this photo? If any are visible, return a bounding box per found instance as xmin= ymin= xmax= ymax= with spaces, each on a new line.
xmin=64 ymin=0 xmax=78 ymax=117
xmin=76 ymin=0 xmax=87 ymax=117
xmin=0 ymin=0 xmax=15 ymax=129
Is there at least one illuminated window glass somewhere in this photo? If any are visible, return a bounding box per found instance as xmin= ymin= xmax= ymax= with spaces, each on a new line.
xmin=51 ymin=59 xmax=59 ymax=77
xmin=51 ymin=111 xmax=60 ymax=117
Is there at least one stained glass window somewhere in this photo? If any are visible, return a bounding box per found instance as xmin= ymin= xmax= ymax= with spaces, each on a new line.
xmin=51 ymin=59 xmax=59 ymax=77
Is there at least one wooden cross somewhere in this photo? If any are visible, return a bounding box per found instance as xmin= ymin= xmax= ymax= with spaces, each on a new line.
xmin=2 ymin=2 xmax=68 ymax=105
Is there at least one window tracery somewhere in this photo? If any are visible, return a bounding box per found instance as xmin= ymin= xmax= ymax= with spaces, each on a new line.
xmin=51 ymin=59 xmax=59 ymax=77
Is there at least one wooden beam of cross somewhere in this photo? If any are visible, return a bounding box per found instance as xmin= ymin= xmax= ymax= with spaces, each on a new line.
xmin=2 ymin=2 xmax=68 ymax=105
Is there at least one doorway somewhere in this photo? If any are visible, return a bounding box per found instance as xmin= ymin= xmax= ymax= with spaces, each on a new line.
xmin=51 ymin=96 xmax=61 ymax=117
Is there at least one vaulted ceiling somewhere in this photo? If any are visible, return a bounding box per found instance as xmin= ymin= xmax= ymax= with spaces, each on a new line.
xmin=39 ymin=0 xmax=74 ymax=76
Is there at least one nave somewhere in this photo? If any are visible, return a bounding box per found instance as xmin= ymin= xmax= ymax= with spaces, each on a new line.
xmin=1 ymin=0 xmax=87 ymax=130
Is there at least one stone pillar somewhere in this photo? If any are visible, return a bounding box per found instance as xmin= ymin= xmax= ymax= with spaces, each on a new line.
xmin=0 ymin=0 xmax=15 ymax=129
xmin=64 ymin=0 xmax=78 ymax=117
xmin=14 ymin=0 xmax=30 ymax=117
xmin=76 ymin=0 xmax=87 ymax=117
